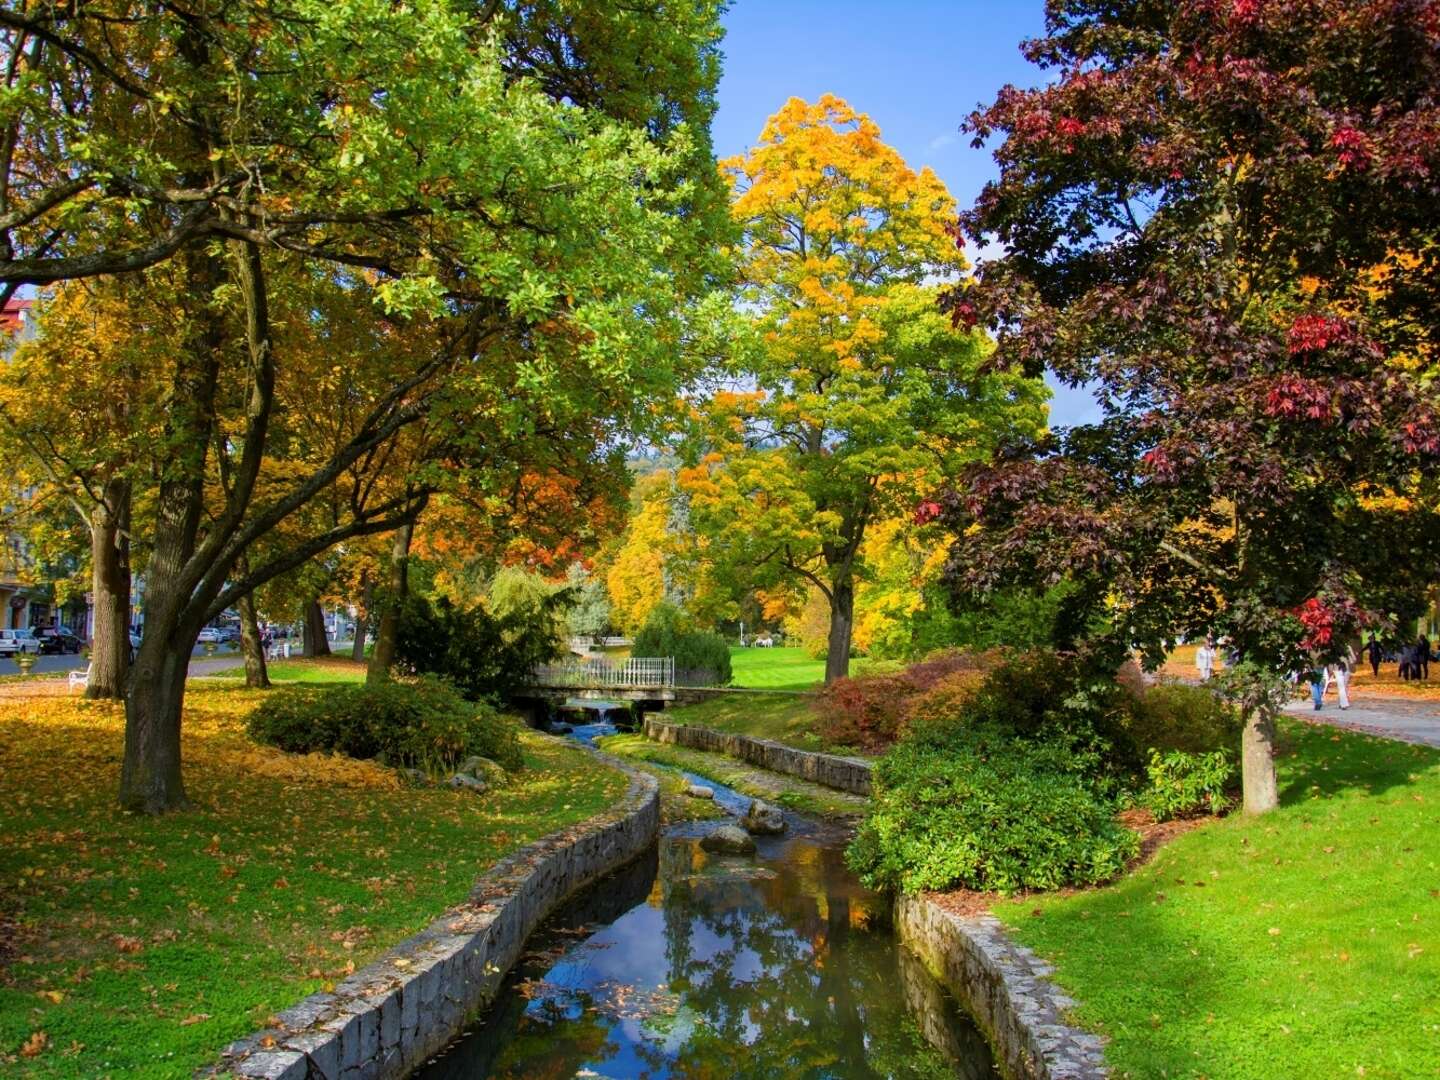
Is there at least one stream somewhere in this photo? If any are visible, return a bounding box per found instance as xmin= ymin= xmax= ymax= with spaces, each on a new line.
xmin=418 ymin=706 xmax=1000 ymax=1079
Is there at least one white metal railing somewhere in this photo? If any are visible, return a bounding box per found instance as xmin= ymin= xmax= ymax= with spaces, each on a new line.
xmin=531 ymin=656 xmax=674 ymax=689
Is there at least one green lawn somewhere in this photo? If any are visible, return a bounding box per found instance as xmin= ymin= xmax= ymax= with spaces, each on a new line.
xmin=204 ymin=657 xmax=367 ymax=684
xmin=0 ymin=684 xmax=627 ymax=1077
xmin=663 ymin=692 xmax=826 ymax=750
xmin=729 ymin=645 xmax=900 ymax=689
xmin=596 ymin=732 xmax=867 ymax=818
xmin=997 ymin=719 xmax=1440 ymax=1079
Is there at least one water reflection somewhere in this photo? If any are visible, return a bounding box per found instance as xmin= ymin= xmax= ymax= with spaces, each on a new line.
xmin=422 ymin=829 xmax=998 ymax=1079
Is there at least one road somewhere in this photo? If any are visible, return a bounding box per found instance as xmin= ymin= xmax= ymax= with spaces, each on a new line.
xmin=1283 ymin=693 xmax=1440 ymax=749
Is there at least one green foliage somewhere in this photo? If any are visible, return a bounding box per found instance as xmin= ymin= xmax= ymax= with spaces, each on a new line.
xmin=1143 ymin=749 xmax=1235 ymax=822
xmin=246 ymin=676 xmax=521 ymax=774
xmin=848 ymin=724 xmax=1139 ymax=894
xmin=1126 ymin=682 xmax=1245 ymax=759
xmin=907 ymin=583 xmax=1071 ymax=659
xmin=845 ymin=650 xmax=1162 ymax=893
xmin=633 ymin=602 xmax=732 ymax=685
xmin=564 ymin=562 xmax=611 ymax=638
xmin=396 ymin=589 xmax=569 ymax=702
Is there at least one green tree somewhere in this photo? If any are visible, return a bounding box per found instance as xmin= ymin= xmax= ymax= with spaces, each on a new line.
xmin=0 ymin=1 xmax=730 ymax=811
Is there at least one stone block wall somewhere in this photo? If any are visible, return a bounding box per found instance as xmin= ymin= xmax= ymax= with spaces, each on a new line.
xmin=642 ymin=716 xmax=872 ymax=795
xmin=894 ymin=895 xmax=1108 ymax=1080
xmin=215 ymin=754 xmax=660 ymax=1080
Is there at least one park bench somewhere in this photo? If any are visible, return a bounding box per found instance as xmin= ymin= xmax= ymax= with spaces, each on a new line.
xmin=68 ymin=666 xmax=90 ymax=692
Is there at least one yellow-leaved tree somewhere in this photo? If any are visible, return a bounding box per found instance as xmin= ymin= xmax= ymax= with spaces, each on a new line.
xmin=683 ymin=95 xmax=1047 ymax=681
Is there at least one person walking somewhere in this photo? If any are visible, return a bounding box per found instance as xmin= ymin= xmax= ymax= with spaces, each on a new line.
xmin=1417 ymin=633 xmax=1430 ymax=680
xmin=1309 ymin=665 xmax=1325 ymax=710
xmin=1366 ymin=636 xmax=1383 ymax=678
xmin=1327 ymin=645 xmax=1353 ymax=710
xmin=1195 ymin=635 xmax=1216 ymax=681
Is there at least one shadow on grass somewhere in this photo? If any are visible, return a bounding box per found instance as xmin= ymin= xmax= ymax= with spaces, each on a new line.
xmin=1275 ymin=717 xmax=1438 ymax=806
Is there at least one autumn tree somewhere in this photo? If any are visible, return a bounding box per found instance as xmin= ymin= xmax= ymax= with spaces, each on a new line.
xmin=0 ymin=1 xmax=730 ymax=811
xmin=685 ymin=96 xmax=1046 ymax=681
xmin=938 ymin=0 xmax=1440 ymax=813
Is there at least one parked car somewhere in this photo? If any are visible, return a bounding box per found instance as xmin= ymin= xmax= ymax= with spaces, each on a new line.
xmin=197 ymin=627 xmax=222 ymax=644
xmin=219 ymin=626 xmax=242 ymax=644
xmin=37 ymin=627 xmax=83 ymax=655
xmin=0 ymin=628 xmax=41 ymax=656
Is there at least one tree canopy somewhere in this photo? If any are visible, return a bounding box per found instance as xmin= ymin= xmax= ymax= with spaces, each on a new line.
xmin=937 ymin=0 xmax=1440 ymax=811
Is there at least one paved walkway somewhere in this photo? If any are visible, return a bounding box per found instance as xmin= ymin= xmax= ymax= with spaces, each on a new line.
xmin=1283 ymin=693 xmax=1440 ymax=749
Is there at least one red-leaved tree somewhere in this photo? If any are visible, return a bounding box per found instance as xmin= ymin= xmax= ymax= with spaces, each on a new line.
xmin=937 ymin=0 xmax=1440 ymax=812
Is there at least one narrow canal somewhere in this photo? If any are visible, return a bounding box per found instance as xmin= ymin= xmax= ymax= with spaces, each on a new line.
xmin=419 ymin=708 xmax=1000 ymax=1079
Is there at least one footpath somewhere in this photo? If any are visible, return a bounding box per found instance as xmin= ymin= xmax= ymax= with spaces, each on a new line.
xmin=1283 ymin=691 xmax=1440 ymax=748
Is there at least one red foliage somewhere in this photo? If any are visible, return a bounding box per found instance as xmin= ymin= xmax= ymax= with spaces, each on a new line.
xmin=1331 ymin=126 xmax=1372 ymax=171
xmin=913 ymin=499 xmax=942 ymax=525
xmin=815 ymin=650 xmax=996 ymax=750
xmin=1294 ymin=597 xmax=1334 ymax=650
xmin=1264 ymin=374 xmax=1333 ymax=422
xmin=1286 ymin=314 xmax=1353 ymax=355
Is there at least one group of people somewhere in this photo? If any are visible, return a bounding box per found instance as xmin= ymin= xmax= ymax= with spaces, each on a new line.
xmin=1367 ymin=633 xmax=1431 ymax=681
xmin=1194 ymin=629 xmax=1436 ymax=713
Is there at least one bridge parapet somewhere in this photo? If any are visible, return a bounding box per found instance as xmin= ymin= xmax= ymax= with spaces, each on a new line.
xmin=532 ymin=655 xmax=674 ymax=691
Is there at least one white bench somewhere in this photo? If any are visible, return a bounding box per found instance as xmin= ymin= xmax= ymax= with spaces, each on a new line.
xmin=69 ymin=666 xmax=90 ymax=692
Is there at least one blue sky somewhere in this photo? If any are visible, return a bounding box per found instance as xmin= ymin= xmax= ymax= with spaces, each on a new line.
xmin=712 ymin=1 xmax=1102 ymax=427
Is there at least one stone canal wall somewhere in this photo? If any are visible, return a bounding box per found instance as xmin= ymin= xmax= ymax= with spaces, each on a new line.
xmin=216 ymin=750 xmax=660 ymax=1080
xmin=894 ymin=895 xmax=1108 ymax=1080
xmin=641 ymin=716 xmax=873 ymax=796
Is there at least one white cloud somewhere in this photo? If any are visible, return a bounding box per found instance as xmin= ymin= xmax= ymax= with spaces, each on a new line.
xmin=927 ymin=132 xmax=958 ymax=152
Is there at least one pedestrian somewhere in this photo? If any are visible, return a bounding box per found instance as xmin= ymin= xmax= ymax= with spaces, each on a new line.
xmin=1366 ymin=636 xmax=1383 ymax=678
xmin=1309 ymin=665 xmax=1325 ymax=711
xmin=1195 ymin=635 xmax=1216 ymax=681
xmin=1327 ymin=645 xmax=1353 ymax=710
xmin=1400 ymin=640 xmax=1416 ymax=681
xmin=1417 ymin=633 xmax=1430 ymax=680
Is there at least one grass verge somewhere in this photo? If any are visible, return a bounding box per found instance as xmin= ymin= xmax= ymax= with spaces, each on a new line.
xmin=203 ymin=657 xmax=368 ymax=684
xmin=727 ymin=645 xmax=899 ymax=691
xmin=663 ymin=692 xmax=828 ymax=752
xmin=0 ymin=684 xmax=627 ymax=1077
xmin=596 ymin=732 xmax=867 ymax=819
xmin=995 ymin=719 xmax=1440 ymax=1079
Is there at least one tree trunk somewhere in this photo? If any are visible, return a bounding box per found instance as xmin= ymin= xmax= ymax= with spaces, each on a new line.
xmin=351 ymin=571 xmax=371 ymax=662
xmin=1241 ymin=706 xmax=1280 ymax=814
xmin=119 ymin=643 xmax=192 ymax=813
xmin=86 ymin=474 xmax=131 ymax=700
xmin=302 ymin=598 xmax=330 ymax=658
xmin=823 ymin=576 xmax=855 ymax=683
xmin=368 ymin=520 xmax=414 ymax=683
xmin=236 ymin=572 xmax=269 ymax=688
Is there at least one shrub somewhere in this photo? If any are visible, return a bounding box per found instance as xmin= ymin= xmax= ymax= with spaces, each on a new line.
xmin=395 ymin=590 xmax=569 ymax=702
xmin=632 ymin=603 xmax=732 ymax=685
xmin=1124 ymin=682 xmax=1244 ymax=759
xmin=247 ymin=676 xmax=522 ymax=774
xmin=815 ymin=649 xmax=996 ymax=750
xmin=847 ymin=724 xmax=1140 ymax=894
xmin=1143 ymin=749 xmax=1234 ymax=821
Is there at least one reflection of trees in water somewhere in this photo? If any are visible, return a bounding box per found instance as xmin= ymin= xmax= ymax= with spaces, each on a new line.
xmin=643 ymin=838 xmax=983 ymax=1079
xmin=425 ymin=836 xmax=996 ymax=1079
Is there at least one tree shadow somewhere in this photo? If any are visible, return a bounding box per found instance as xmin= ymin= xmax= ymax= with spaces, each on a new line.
xmin=1275 ymin=719 xmax=1437 ymax=805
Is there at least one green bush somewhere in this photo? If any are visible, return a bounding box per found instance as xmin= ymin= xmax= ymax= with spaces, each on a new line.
xmin=1124 ymin=681 xmax=1243 ymax=758
xmin=395 ymin=589 xmax=569 ymax=703
xmin=633 ymin=603 xmax=732 ymax=685
xmin=247 ymin=676 xmax=522 ymax=774
xmin=847 ymin=724 xmax=1139 ymax=894
xmin=1143 ymin=748 xmax=1234 ymax=821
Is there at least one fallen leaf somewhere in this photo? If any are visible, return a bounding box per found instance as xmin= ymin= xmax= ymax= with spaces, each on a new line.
xmin=178 ymin=1013 xmax=211 ymax=1027
xmin=20 ymin=1030 xmax=48 ymax=1058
